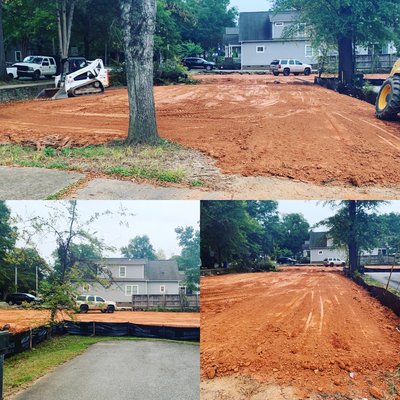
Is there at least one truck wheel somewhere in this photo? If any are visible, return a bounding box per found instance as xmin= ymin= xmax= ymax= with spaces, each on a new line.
xmin=7 ymin=73 xmax=14 ymax=81
xmin=273 ymin=71 xmax=279 ymax=76
xmin=107 ymin=305 xmax=115 ymax=313
xmin=80 ymin=304 xmax=89 ymax=313
xmin=33 ymin=70 xmax=41 ymax=81
xmin=304 ymin=68 xmax=311 ymax=76
xmin=283 ymin=68 xmax=290 ymax=76
xmin=376 ymin=76 xmax=400 ymax=120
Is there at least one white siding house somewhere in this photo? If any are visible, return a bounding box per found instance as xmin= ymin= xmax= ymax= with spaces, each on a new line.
xmin=304 ymin=232 xmax=347 ymax=264
xmin=79 ymin=258 xmax=186 ymax=305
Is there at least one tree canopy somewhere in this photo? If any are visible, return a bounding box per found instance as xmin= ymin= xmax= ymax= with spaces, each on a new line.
xmin=121 ymin=234 xmax=157 ymax=260
xmin=273 ymin=0 xmax=400 ymax=84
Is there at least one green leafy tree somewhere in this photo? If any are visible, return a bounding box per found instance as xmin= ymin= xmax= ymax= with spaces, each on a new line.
xmin=3 ymin=248 xmax=48 ymax=296
xmin=322 ymin=201 xmax=385 ymax=275
xmin=280 ymin=213 xmax=310 ymax=258
xmin=273 ymin=0 xmax=400 ymax=84
xmin=201 ymin=201 xmax=261 ymax=268
xmin=121 ymin=235 xmax=157 ymax=260
xmin=182 ymin=0 xmax=237 ymax=55
xmin=0 ymin=0 xmax=7 ymax=80
xmin=23 ymin=201 xmax=116 ymax=322
xmin=175 ymin=226 xmax=200 ymax=292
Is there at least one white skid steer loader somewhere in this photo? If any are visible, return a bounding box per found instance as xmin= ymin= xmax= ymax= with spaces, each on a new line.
xmin=37 ymin=58 xmax=110 ymax=100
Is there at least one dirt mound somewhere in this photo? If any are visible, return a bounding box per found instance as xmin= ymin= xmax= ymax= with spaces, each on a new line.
xmin=0 ymin=75 xmax=400 ymax=186
xmin=0 ymin=310 xmax=200 ymax=334
xmin=200 ymin=269 xmax=400 ymax=398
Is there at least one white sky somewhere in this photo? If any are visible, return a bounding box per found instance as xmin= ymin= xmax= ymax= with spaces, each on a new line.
xmin=7 ymin=201 xmax=200 ymax=264
xmin=230 ymin=0 xmax=273 ymax=12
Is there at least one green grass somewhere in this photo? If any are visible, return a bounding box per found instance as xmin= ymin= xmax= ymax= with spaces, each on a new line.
xmin=0 ymin=141 xmax=189 ymax=186
xmin=5 ymin=335 xmax=198 ymax=397
xmin=361 ymin=273 xmax=400 ymax=297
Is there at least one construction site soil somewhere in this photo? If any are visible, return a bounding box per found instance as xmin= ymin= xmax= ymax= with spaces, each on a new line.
xmin=1 ymin=74 xmax=399 ymax=187
xmin=1 ymin=310 xmax=200 ymax=334
xmin=200 ymin=267 xmax=400 ymax=399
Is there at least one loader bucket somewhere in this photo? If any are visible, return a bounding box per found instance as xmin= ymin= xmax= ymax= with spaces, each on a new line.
xmin=36 ymin=87 xmax=68 ymax=100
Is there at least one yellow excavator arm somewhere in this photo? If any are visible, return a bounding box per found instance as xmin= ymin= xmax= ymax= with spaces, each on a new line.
xmin=390 ymin=58 xmax=400 ymax=76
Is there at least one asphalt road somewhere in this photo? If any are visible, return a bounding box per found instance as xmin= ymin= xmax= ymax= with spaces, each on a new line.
xmin=12 ymin=340 xmax=199 ymax=400
xmin=367 ymin=272 xmax=400 ymax=291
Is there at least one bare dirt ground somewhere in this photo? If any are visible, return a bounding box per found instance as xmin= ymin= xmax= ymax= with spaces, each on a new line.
xmin=0 ymin=310 xmax=200 ymax=334
xmin=0 ymin=75 xmax=399 ymax=188
xmin=200 ymin=267 xmax=400 ymax=399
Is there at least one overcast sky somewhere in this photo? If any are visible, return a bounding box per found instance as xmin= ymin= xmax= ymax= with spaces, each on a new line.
xmin=230 ymin=0 xmax=273 ymax=12
xmin=7 ymin=201 xmax=199 ymax=264
xmin=278 ymin=201 xmax=400 ymax=228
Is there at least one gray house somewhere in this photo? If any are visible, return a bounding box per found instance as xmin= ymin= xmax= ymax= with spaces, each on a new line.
xmin=239 ymin=11 xmax=317 ymax=69
xmin=79 ymin=258 xmax=186 ymax=305
xmin=303 ymin=232 xmax=347 ymax=264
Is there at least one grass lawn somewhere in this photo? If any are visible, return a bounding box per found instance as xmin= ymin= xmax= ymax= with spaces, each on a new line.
xmin=361 ymin=273 xmax=400 ymax=297
xmin=5 ymin=335 xmax=199 ymax=398
xmin=0 ymin=140 xmax=212 ymax=197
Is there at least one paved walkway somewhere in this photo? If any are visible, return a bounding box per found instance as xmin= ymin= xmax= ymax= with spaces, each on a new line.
xmin=12 ymin=341 xmax=199 ymax=400
xmin=2 ymin=166 xmax=400 ymax=200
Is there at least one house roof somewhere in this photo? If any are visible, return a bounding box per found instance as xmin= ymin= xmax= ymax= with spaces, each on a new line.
xmin=225 ymin=27 xmax=239 ymax=35
xmin=269 ymin=11 xmax=298 ymax=23
xmin=239 ymin=12 xmax=272 ymax=42
xmin=99 ymin=258 xmax=147 ymax=265
xmin=309 ymin=232 xmax=328 ymax=249
xmin=145 ymin=260 xmax=182 ymax=281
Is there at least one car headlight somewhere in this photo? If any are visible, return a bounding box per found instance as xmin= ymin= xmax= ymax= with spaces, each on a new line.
xmin=28 ymin=67 xmax=34 ymax=71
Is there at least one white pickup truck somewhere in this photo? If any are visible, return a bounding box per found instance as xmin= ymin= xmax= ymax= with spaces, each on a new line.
xmin=13 ymin=56 xmax=57 ymax=80
xmin=6 ymin=66 xmax=17 ymax=80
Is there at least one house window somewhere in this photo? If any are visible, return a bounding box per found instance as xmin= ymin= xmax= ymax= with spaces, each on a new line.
xmin=256 ymin=46 xmax=265 ymax=53
xmin=119 ymin=266 xmax=126 ymax=278
xmin=15 ymin=51 xmax=22 ymax=62
xmin=318 ymin=250 xmax=323 ymax=255
xmin=160 ymin=285 xmax=166 ymax=294
xmin=305 ymin=45 xmax=314 ymax=57
xmin=179 ymin=286 xmax=187 ymax=294
xmin=126 ymin=285 xmax=139 ymax=296
xmin=275 ymin=22 xmax=284 ymax=26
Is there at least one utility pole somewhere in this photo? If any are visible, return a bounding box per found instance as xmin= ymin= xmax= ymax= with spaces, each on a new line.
xmin=14 ymin=266 xmax=17 ymax=293
xmin=36 ymin=265 xmax=38 ymax=293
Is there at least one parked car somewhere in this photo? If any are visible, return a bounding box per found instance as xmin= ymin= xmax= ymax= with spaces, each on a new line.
xmin=270 ymin=59 xmax=312 ymax=76
xmin=277 ymin=257 xmax=297 ymax=265
xmin=323 ymin=258 xmax=346 ymax=266
xmin=13 ymin=55 xmax=57 ymax=80
xmin=182 ymin=57 xmax=216 ymax=71
xmin=5 ymin=293 xmax=42 ymax=305
xmin=218 ymin=57 xmax=241 ymax=70
xmin=76 ymin=295 xmax=116 ymax=313
xmin=6 ymin=66 xmax=17 ymax=80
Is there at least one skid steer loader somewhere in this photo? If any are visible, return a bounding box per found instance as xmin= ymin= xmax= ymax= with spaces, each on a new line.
xmin=375 ymin=59 xmax=400 ymax=120
xmin=36 ymin=58 xmax=109 ymax=100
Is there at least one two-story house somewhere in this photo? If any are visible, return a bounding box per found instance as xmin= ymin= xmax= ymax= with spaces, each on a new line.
xmin=239 ymin=11 xmax=317 ymax=70
xmin=79 ymin=258 xmax=186 ymax=305
xmin=303 ymin=232 xmax=347 ymax=264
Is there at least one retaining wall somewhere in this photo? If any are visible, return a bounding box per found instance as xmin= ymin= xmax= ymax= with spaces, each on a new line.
xmin=0 ymin=83 xmax=53 ymax=103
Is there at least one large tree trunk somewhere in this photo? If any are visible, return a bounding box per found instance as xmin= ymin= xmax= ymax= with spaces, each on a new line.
xmin=120 ymin=0 xmax=159 ymax=145
xmin=57 ymin=0 xmax=76 ymax=59
xmin=0 ymin=0 xmax=7 ymax=81
xmin=338 ymin=35 xmax=354 ymax=85
xmin=348 ymin=200 xmax=358 ymax=276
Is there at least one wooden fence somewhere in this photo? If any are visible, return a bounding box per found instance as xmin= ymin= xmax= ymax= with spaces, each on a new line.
xmin=130 ymin=294 xmax=200 ymax=311
xmin=359 ymin=255 xmax=398 ymax=265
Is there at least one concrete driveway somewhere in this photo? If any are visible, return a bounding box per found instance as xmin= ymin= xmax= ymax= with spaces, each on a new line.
xmin=11 ymin=340 xmax=199 ymax=400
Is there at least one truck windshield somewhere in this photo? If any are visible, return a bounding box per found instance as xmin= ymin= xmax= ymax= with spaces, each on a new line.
xmin=23 ymin=56 xmax=43 ymax=64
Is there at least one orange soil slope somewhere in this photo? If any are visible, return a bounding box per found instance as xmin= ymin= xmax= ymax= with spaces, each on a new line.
xmin=200 ymin=268 xmax=400 ymax=398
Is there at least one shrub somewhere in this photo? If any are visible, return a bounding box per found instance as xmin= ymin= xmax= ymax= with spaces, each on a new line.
xmin=154 ymin=60 xmax=189 ymax=85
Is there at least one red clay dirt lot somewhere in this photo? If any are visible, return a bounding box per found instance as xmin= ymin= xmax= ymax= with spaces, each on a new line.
xmin=1 ymin=310 xmax=200 ymax=334
xmin=200 ymin=267 xmax=400 ymax=399
xmin=0 ymin=74 xmax=400 ymax=187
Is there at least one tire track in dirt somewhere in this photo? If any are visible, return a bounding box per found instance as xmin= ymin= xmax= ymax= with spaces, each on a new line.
xmin=201 ymin=267 xmax=400 ymax=398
